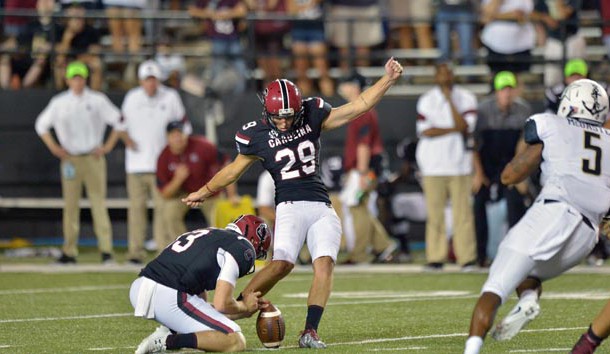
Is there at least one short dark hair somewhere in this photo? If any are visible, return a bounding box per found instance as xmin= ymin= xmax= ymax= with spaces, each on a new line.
xmin=166 ymin=120 xmax=185 ymax=133
xmin=341 ymin=71 xmax=367 ymax=90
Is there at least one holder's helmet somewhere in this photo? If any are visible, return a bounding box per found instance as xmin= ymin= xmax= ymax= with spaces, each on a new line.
xmin=228 ymin=215 xmax=272 ymax=260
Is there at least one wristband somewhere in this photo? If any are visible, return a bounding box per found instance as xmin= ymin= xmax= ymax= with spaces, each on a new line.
xmin=204 ymin=183 xmax=216 ymax=195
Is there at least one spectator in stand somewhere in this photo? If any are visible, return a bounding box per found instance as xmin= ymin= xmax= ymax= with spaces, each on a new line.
xmin=602 ymin=0 xmax=610 ymax=60
xmin=156 ymin=121 xmax=238 ymax=247
xmin=246 ymin=0 xmax=289 ymax=87
xmin=338 ymin=71 xmax=396 ymax=264
xmin=58 ymin=0 xmax=99 ymax=9
xmin=326 ymin=0 xmax=385 ymax=69
xmin=435 ymin=0 xmax=478 ymax=65
xmin=0 ymin=0 xmax=63 ymax=90
xmin=385 ymin=0 xmax=434 ymax=52
xmin=116 ymin=60 xmax=190 ymax=264
xmin=473 ymin=71 xmax=532 ymax=267
xmin=480 ymin=0 xmax=536 ymax=75
xmin=2 ymin=0 xmax=37 ymax=39
xmin=533 ymin=0 xmax=585 ymax=87
xmin=188 ymin=0 xmax=249 ymax=94
xmin=35 ymin=61 xmax=122 ymax=264
xmin=154 ymin=36 xmax=187 ymax=90
xmin=102 ymin=0 xmax=144 ymax=55
xmin=287 ymin=0 xmax=334 ymax=97
xmin=415 ymin=61 xmax=478 ymax=271
xmin=102 ymin=0 xmax=145 ymax=84
xmin=54 ymin=4 xmax=102 ymax=90
xmin=544 ymin=59 xmax=592 ymax=114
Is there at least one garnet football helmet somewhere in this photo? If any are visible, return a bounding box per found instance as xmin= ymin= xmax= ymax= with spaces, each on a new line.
xmin=229 ymin=215 xmax=272 ymax=259
xmin=558 ymin=78 xmax=609 ymax=125
xmin=260 ymin=79 xmax=304 ymax=131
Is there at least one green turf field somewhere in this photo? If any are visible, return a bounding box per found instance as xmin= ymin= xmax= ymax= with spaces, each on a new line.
xmin=1 ymin=253 xmax=610 ymax=353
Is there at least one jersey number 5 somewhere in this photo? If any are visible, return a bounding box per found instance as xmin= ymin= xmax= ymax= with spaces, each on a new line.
xmin=583 ymin=131 xmax=602 ymax=175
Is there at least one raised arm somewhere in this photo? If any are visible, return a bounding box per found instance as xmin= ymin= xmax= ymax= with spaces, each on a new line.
xmin=182 ymin=153 xmax=259 ymax=207
xmin=322 ymin=58 xmax=403 ymax=131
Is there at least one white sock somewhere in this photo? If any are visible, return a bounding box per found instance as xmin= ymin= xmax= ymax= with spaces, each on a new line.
xmin=464 ymin=336 xmax=483 ymax=354
xmin=519 ymin=289 xmax=538 ymax=303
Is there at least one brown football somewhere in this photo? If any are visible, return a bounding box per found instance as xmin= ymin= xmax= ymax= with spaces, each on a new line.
xmin=256 ymin=303 xmax=286 ymax=348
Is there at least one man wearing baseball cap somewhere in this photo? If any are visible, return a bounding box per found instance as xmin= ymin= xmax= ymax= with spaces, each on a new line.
xmin=156 ymin=121 xmax=237 ymax=245
xmin=473 ymin=70 xmax=532 ymax=267
xmin=35 ymin=60 xmax=123 ymax=264
xmin=544 ymin=59 xmax=603 ymax=114
xmin=65 ymin=60 xmax=89 ymax=80
xmin=115 ymin=60 xmax=191 ymax=263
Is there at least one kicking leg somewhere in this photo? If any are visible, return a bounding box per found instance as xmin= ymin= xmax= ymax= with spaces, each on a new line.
xmin=241 ymin=260 xmax=293 ymax=296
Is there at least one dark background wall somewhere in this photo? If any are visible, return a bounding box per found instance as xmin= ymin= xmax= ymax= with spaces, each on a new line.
xmin=0 ymin=89 xmax=545 ymax=242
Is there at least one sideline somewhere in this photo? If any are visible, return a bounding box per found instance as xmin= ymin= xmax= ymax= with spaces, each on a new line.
xmin=4 ymin=263 xmax=610 ymax=274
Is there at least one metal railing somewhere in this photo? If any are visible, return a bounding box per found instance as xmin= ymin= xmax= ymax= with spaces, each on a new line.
xmin=0 ymin=8 xmax=607 ymax=90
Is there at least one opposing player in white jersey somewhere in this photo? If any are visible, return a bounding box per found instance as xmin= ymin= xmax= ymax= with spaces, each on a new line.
xmin=464 ymin=79 xmax=610 ymax=354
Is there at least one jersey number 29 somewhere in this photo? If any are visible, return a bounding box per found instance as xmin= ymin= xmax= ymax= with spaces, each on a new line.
xmin=276 ymin=140 xmax=316 ymax=180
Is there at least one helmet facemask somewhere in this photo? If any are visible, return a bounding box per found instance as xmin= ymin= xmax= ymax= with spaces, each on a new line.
xmin=259 ymin=79 xmax=304 ymax=132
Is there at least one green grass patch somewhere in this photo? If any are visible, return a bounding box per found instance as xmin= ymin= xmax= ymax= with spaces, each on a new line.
xmin=0 ymin=267 xmax=609 ymax=353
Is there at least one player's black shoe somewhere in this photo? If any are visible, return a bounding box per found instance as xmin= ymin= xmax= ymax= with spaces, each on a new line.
xmin=56 ymin=253 xmax=76 ymax=264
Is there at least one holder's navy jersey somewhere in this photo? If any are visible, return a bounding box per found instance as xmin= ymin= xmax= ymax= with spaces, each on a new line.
xmin=139 ymin=228 xmax=256 ymax=295
xmin=235 ymin=97 xmax=332 ymax=205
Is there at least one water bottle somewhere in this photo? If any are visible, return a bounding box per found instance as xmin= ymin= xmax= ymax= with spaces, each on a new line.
xmin=62 ymin=161 xmax=75 ymax=180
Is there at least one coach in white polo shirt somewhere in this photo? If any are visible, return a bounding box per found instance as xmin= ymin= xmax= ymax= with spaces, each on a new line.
xmin=35 ymin=61 xmax=122 ymax=264
xmin=415 ymin=61 xmax=477 ymax=270
xmin=117 ymin=59 xmax=190 ymax=264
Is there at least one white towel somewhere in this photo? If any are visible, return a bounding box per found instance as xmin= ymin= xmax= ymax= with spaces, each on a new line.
xmin=134 ymin=277 xmax=157 ymax=319
xmin=340 ymin=170 xmax=362 ymax=207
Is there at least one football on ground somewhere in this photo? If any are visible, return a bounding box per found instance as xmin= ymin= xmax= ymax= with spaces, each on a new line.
xmin=256 ymin=303 xmax=286 ymax=348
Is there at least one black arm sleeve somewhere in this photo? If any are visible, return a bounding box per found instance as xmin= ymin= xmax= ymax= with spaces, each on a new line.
xmin=523 ymin=119 xmax=542 ymax=145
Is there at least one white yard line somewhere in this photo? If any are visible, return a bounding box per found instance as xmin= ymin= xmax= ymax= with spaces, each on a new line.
xmin=86 ymin=327 xmax=588 ymax=352
xmin=0 ymin=284 xmax=128 ymax=295
xmin=509 ymin=349 xmax=571 ymax=352
xmin=0 ymin=313 xmax=132 ymax=323
xmin=4 ymin=263 xmax=610 ymax=274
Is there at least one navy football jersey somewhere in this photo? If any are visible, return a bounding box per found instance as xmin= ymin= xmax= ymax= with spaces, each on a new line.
xmin=235 ymin=97 xmax=333 ymax=204
xmin=139 ymin=228 xmax=256 ymax=295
